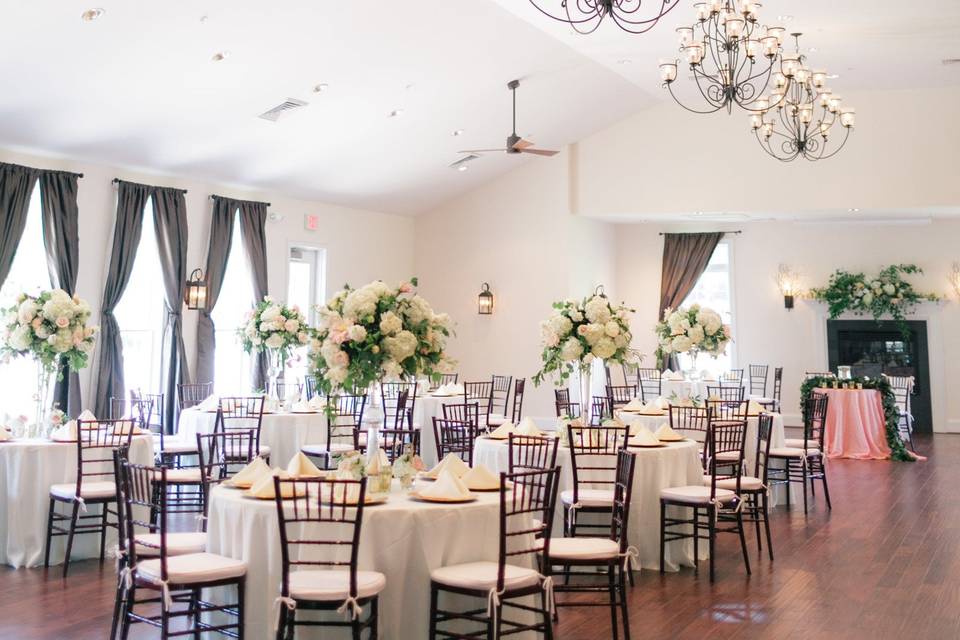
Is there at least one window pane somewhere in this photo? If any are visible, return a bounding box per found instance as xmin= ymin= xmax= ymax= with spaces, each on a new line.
xmin=115 ymin=199 xmax=166 ymax=398
xmin=211 ymin=213 xmax=254 ymax=395
xmin=678 ymin=242 xmax=733 ymax=376
xmin=0 ymin=186 xmax=48 ymax=418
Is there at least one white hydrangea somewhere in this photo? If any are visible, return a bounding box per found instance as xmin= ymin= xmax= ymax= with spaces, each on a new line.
xmin=283 ymin=318 xmax=300 ymax=333
xmin=264 ymin=333 xmax=284 ymax=349
xmin=687 ymin=324 xmax=705 ymax=345
xmin=379 ymin=311 xmax=403 ymax=336
xmin=17 ymin=299 xmax=38 ymax=324
xmin=8 ymin=324 xmax=32 ymax=351
xmin=382 ymin=330 xmax=418 ymax=362
xmin=347 ymin=325 xmax=367 ymax=342
xmin=559 ymin=337 xmax=583 ymax=361
xmin=603 ymin=320 xmax=620 ymax=338
xmin=672 ymin=335 xmax=693 ymax=353
xmin=592 ymin=337 xmax=617 ymax=359
xmin=584 ymin=296 xmax=612 ymax=324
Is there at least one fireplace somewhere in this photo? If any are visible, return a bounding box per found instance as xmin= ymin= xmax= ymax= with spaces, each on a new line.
xmin=826 ymin=320 xmax=930 ymax=433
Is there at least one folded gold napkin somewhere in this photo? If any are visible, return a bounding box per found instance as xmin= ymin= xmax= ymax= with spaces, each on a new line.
xmin=419 ymin=468 xmax=471 ymax=500
xmin=461 ymin=464 xmax=501 ymax=491
xmin=654 ymin=423 xmax=683 ymax=440
xmin=425 ymin=452 xmax=470 ymax=479
xmin=622 ymin=398 xmax=645 ymax=411
xmin=748 ymin=399 xmax=766 ymax=415
xmin=630 ymin=426 xmax=659 ymax=446
xmin=230 ymin=456 xmax=272 ymax=487
xmin=248 ymin=470 xmax=302 ymax=499
xmin=112 ymin=419 xmax=141 ymax=435
xmin=197 ymin=395 xmax=219 ymax=411
xmin=51 ymin=420 xmax=78 ymax=441
xmin=78 ymin=409 xmax=97 ymax=422
xmin=515 ymin=417 xmax=543 ymax=437
xmin=639 ymin=403 xmax=665 ymax=415
xmin=286 ymin=452 xmax=324 ymax=478
xmin=488 ymin=422 xmax=515 ymax=439
xmin=652 ymin=397 xmax=670 ymax=410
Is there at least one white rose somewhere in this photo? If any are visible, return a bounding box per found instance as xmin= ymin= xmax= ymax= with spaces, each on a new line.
xmin=259 ymin=321 xmax=272 ymax=333
xmin=260 ymin=305 xmax=282 ymax=322
xmin=284 ymin=318 xmax=300 ymax=333
xmin=862 ymin=293 xmax=874 ymax=305
xmin=17 ymin=299 xmax=38 ymax=324
xmin=882 ymin=284 xmax=896 ymax=296
xmin=264 ymin=334 xmax=284 ymax=349
xmin=8 ymin=325 xmax=32 ymax=350
xmin=297 ymin=331 xmax=309 ymax=344
xmin=347 ymin=325 xmax=367 ymax=342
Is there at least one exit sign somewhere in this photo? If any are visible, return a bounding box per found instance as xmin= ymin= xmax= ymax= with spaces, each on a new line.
xmin=304 ymin=214 xmax=319 ymax=231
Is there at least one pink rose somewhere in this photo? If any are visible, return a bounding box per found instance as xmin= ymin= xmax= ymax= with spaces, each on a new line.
xmin=55 ymin=316 xmax=70 ymax=328
xmin=31 ymin=317 xmax=42 ymax=329
xmin=399 ymin=282 xmax=413 ymax=294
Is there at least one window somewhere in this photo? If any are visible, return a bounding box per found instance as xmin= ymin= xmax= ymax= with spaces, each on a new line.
xmin=678 ymin=240 xmax=735 ymax=376
xmin=114 ymin=199 xmax=166 ymax=398
xmin=211 ymin=213 xmax=254 ymax=395
xmin=285 ymin=246 xmax=325 ymax=383
xmin=0 ymin=186 xmax=49 ymax=418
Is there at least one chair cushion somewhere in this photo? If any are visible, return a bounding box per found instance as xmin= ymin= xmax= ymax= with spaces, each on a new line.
xmin=714 ymin=451 xmax=741 ymax=462
xmin=784 ymin=438 xmax=820 ymax=449
xmin=487 ymin=414 xmax=506 ymax=427
xmin=225 ymin=444 xmax=271 ymax=458
xmin=560 ymin=489 xmax=614 ymax=508
xmin=135 ymin=532 xmax=208 ymax=557
xmin=137 ymin=552 xmax=246 ymax=585
xmin=160 ymin=440 xmax=199 ymax=455
xmin=301 ymin=443 xmax=355 ymax=456
xmin=287 ymin=570 xmax=386 ymax=601
xmin=702 ymin=475 xmax=765 ymax=491
xmin=430 ymin=561 xmax=540 ymax=592
xmin=541 ymin=537 xmax=619 ymax=562
xmin=154 ymin=468 xmax=204 ymax=484
xmin=50 ymin=481 xmax=116 ymax=501
xmin=660 ymin=485 xmax=737 ymax=504
xmin=769 ymin=446 xmax=821 ymax=458
xmin=749 ymin=395 xmax=773 ymax=403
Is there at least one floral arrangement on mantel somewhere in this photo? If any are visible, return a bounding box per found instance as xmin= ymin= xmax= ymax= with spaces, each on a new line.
xmin=308 ymin=277 xmax=454 ymax=401
xmin=810 ymin=264 xmax=940 ymax=338
xmin=533 ymin=291 xmax=640 ymax=387
xmin=799 ymin=375 xmax=914 ymax=462
xmin=655 ymin=304 xmax=731 ymax=363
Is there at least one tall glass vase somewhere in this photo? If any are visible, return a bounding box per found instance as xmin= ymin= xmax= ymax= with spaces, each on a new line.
xmin=578 ymin=365 xmax=592 ymax=425
xmin=684 ymin=350 xmax=700 ymax=380
xmin=266 ymin=350 xmax=285 ymax=400
xmin=33 ymin=362 xmax=55 ymax=438
xmin=363 ymin=381 xmax=383 ymax=458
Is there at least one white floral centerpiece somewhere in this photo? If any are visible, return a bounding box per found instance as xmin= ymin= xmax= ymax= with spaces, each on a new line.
xmin=392 ymin=444 xmax=425 ymax=489
xmin=655 ymin=304 xmax=731 ymax=373
xmin=533 ymin=290 xmax=640 ymax=419
xmin=0 ymin=289 xmax=98 ymax=430
xmin=237 ymin=296 xmax=310 ymax=395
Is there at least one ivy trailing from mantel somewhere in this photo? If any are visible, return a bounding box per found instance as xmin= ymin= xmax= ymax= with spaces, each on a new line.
xmin=809 ymin=264 xmax=940 ymax=338
xmin=800 ymin=375 xmax=914 ymax=462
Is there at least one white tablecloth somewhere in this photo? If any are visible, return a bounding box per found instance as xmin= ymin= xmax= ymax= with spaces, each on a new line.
xmin=660 ymin=378 xmax=747 ymax=402
xmin=206 ymin=481 xmax=525 ymax=639
xmin=0 ymin=435 xmax=154 ymax=568
xmin=473 ymin=436 xmax=703 ymax=572
xmin=413 ymin=395 xmax=462 ymax=467
xmin=177 ymin=408 xmax=327 ymax=467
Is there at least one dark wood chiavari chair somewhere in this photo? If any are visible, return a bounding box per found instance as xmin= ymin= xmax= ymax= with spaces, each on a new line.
xmin=621 ymin=363 xmax=640 ymax=391
xmin=380 ymin=390 xmax=421 ymax=461
xmin=545 ymin=450 xmax=637 ymax=640
xmin=43 ymin=418 xmax=135 ymax=577
xmin=117 ymin=461 xmax=246 ymax=640
xmin=432 ymin=417 xmax=478 ymax=465
xmin=381 ymin=381 xmax=417 ymax=430
xmin=669 ymin=405 xmax=711 ymax=456
xmin=109 ymin=446 xmax=132 ymax=640
xmin=197 ymin=430 xmax=258 ymax=483
xmin=273 ymin=476 xmax=383 ymax=639
xmin=304 ymin=375 xmax=318 ymax=400
xmin=606 ymin=384 xmax=636 ymax=412
xmin=301 ymin=393 xmax=367 ymax=469
xmin=463 ymin=380 xmax=494 ymax=426
xmin=706 ymin=385 xmax=745 ymax=403
xmin=216 ymin=395 xmax=269 ymax=462
xmin=429 ymin=467 xmax=559 ymax=640
xmin=442 ymin=401 xmax=480 ymax=427
xmin=771 ymin=391 xmax=831 ymax=514
xmin=705 ymin=397 xmax=748 ymax=421
xmin=637 ymin=368 xmax=663 ymax=402
xmin=722 ymin=369 xmax=745 ymax=386
xmin=736 ymin=412 xmax=775 ymax=561
xmin=563 ymin=424 xmax=629 ymax=538
xmin=748 ymin=365 xmax=769 ymax=398
xmin=431 ymin=373 xmax=459 ymax=390
xmin=509 ymin=378 xmax=526 ymax=423
xmin=660 ymin=419 xmax=751 ymax=582
xmin=491 ymin=374 xmax=513 ymax=418
xmin=591 ymin=396 xmax=610 ymax=426
xmin=507 ymin=433 xmax=559 ymax=474
xmin=177 ymin=381 xmax=213 ymax=410
xmin=555 ymin=401 xmax=581 ymax=420
xmin=757 ymin=367 xmax=783 ymax=413
xmin=554 ymin=388 xmax=572 ymax=418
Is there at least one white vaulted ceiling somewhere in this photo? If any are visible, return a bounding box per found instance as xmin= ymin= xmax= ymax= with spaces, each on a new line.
xmin=0 ymin=1 xmax=957 ymax=215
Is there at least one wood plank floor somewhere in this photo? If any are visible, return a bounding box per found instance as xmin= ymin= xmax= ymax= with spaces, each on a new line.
xmin=2 ymin=434 xmax=956 ymax=639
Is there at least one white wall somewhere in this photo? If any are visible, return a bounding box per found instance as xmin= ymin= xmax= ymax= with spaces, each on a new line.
xmin=0 ymin=147 xmax=415 ymax=408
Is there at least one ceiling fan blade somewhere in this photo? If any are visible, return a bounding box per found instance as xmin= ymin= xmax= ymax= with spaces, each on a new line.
xmin=519 ymin=148 xmax=559 ymax=157
xmin=512 ymin=138 xmax=534 ymax=150
xmin=457 ymin=148 xmax=508 ymax=154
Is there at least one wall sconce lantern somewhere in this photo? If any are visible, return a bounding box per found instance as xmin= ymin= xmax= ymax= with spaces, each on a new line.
xmin=185 ymin=268 xmax=208 ymax=310
xmin=776 ymin=264 xmax=800 ymax=310
xmin=478 ymin=282 xmax=494 ymax=315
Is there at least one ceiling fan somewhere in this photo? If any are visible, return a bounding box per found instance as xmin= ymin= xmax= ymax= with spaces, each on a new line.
xmin=458 ymin=79 xmax=559 ymax=158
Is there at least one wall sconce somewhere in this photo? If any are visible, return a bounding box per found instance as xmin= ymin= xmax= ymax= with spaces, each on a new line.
xmin=185 ymin=268 xmax=208 ymax=310
xmin=478 ymin=282 xmax=494 ymax=315
xmin=951 ymin=263 xmax=960 ymax=300
xmin=776 ymin=264 xmax=800 ymax=310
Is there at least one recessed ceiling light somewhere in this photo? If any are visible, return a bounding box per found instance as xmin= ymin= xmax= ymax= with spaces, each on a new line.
xmin=313 ymin=83 xmax=329 ymax=93
xmin=452 ymin=129 xmax=464 ymax=137
xmin=692 ymin=211 xmax=705 ymax=216
xmin=827 ymin=73 xmax=840 ymax=79
xmin=808 ymin=47 xmax=819 ymax=53
xmin=617 ymin=58 xmax=632 ymax=65
xmin=199 ymin=15 xmax=209 ymax=24
xmin=405 ymin=83 xmax=416 ymax=91
xmin=211 ymin=50 xmax=231 ymax=62
xmin=848 ymin=208 xmax=860 ymax=212
xmin=388 ymin=109 xmax=404 ymax=118
xmin=457 ymin=165 xmax=468 ymax=172
xmin=81 ymin=8 xmax=105 ymax=22
xmin=777 ymin=14 xmax=794 ymax=21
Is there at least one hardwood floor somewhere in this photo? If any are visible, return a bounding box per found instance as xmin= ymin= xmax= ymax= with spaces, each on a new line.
xmin=2 ymin=434 xmax=956 ymax=639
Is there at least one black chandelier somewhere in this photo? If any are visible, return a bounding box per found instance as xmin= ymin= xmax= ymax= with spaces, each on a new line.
xmin=659 ymin=0 xmax=789 ymax=114
xmin=750 ymin=34 xmax=856 ymax=162
xmin=528 ymin=0 xmax=678 ymax=35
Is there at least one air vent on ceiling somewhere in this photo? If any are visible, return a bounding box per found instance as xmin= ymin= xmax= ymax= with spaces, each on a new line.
xmin=258 ymin=98 xmax=309 ymax=122
xmin=942 ymin=58 xmax=960 ymax=66
xmin=448 ymin=154 xmax=480 ymax=170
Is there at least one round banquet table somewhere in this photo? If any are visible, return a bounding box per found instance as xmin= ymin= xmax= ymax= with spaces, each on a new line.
xmin=206 ymin=481 xmax=535 ymax=639
xmin=473 ymin=436 xmax=703 ymax=572
xmin=177 ymin=408 xmax=326 ymax=467
xmin=0 ymin=434 xmax=154 ymax=568
xmin=817 ymin=387 xmax=891 ymax=459
xmin=413 ymin=394 xmax=462 ymax=468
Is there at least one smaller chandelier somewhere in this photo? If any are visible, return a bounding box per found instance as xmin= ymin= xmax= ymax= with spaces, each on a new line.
xmin=659 ymin=0 xmax=787 ymax=114
xmin=750 ymin=33 xmax=855 ymax=161
xmin=528 ymin=0 xmax=678 ymax=35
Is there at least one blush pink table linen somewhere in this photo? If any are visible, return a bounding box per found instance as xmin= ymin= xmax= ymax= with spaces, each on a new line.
xmin=820 ymin=387 xmax=891 ymax=460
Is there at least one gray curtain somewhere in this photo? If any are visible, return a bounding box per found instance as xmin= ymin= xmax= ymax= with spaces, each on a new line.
xmin=195 ymin=197 xmax=238 ymax=387
xmin=658 ymin=232 xmax=723 ymax=370
xmin=94 ymin=182 xmax=149 ymax=418
xmin=237 ymin=201 xmax=270 ymax=390
xmin=152 ymin=187 xmax=190 ymax=433
xmin=0 ymin=163 xmax=39 ymax=286
xmin=38 ymin=171 xmax=82 ymax=415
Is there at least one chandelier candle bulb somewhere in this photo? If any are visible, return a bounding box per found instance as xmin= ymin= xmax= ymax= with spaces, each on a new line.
xmin=659 ymin=60 xmax=678 ymax=82
xmin=840 ymin=108 xmax=856 ymax=127
xmin=813 ymin=71 xmax=828 ymax=88
xmin=828 ymin=96 xmax=842 ymax=113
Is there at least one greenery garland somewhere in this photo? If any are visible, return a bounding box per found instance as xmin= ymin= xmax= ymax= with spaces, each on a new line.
xmin=800 ymin=375 xmax=913 ymax=462
xmin=809 ymin=264 xmax=939 ymax=339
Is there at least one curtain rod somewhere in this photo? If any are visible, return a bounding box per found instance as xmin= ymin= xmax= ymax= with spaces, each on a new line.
xmin=0 ymin=162 xmax=83 ymax=178
xmin=111 ymin=178 xmax=188 ymax=194
xmin=209 ymin=194 xmax=272 ymax=207
xmin=658 ymin=230 xmax=742 ymax=236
